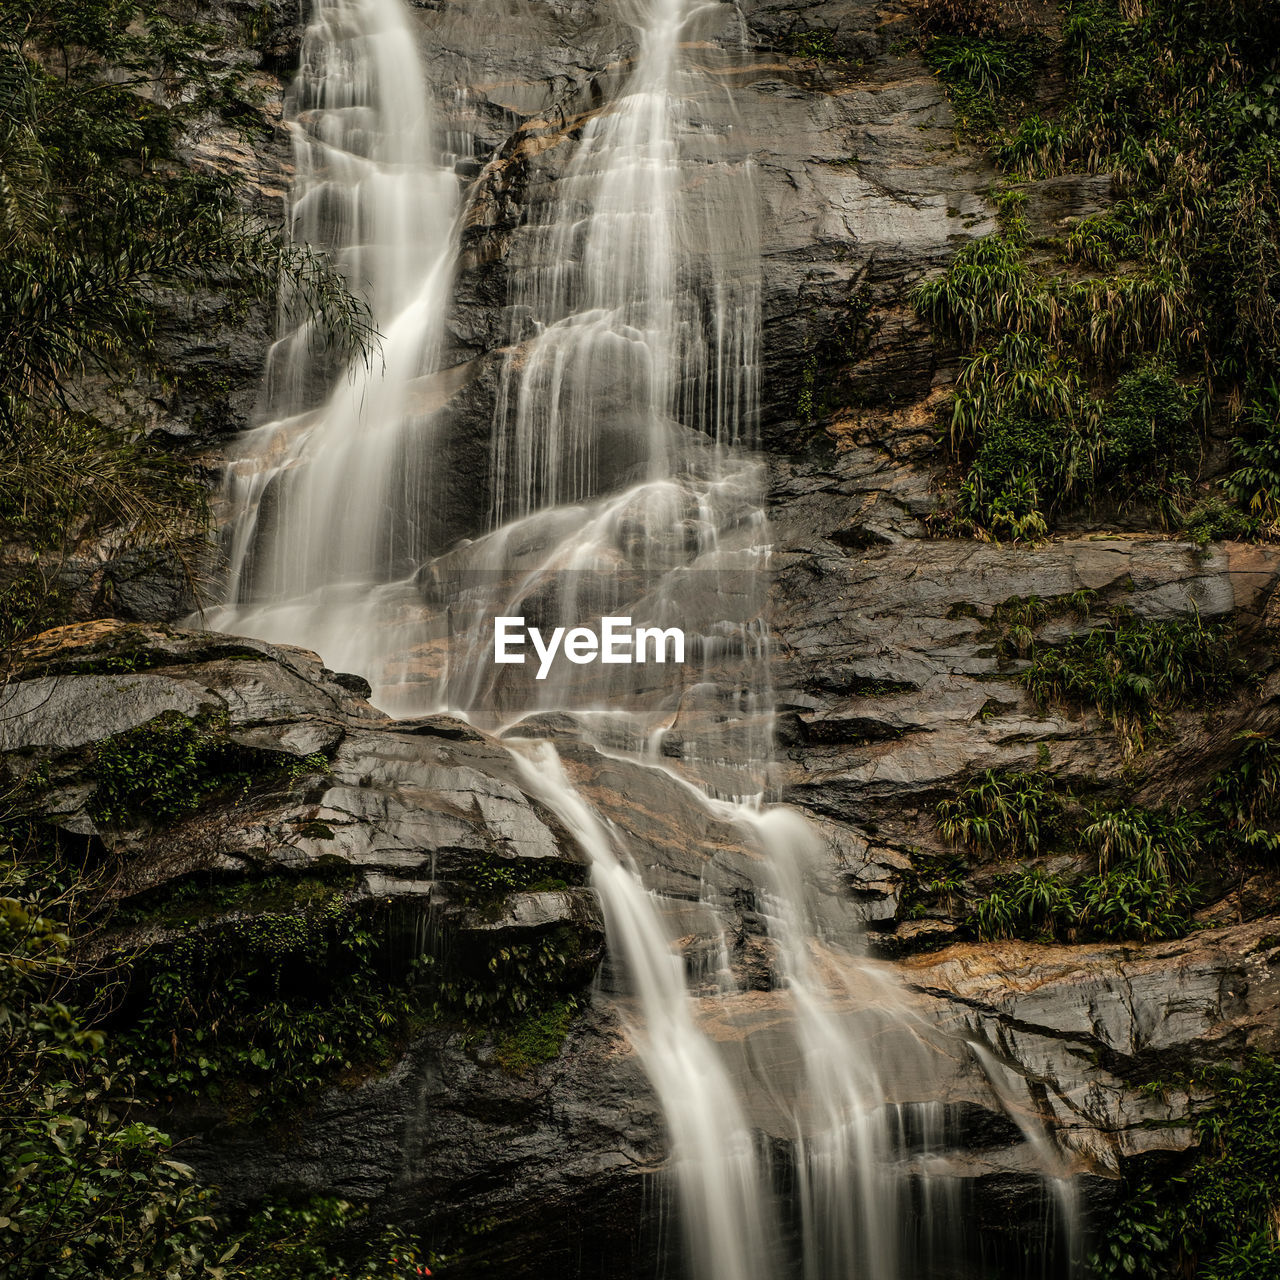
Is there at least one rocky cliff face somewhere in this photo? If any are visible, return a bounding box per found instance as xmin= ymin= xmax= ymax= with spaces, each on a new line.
xmin=23 ymin=0 xmax=1280 ymax=1274
xmin=9 ymin=613 xmax=1278 ymax=1273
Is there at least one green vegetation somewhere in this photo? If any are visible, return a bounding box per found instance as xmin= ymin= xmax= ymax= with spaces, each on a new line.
xmin=0 ymin=840 xmax=425 ymax=1280
xmin=1204 ymin=731 xmax=1280 ymax=857
xmin=115 ymin=863 xmax=359 ymax=929
xmin=984 ymin=597 xmax=1244 ymax=749
xmin=1081 ymin=805 xmax=1200 ymax=881
xmin=972 ymin=865 xmax=1077 ymax=941
xmin=913 ymin=0 xmax=1280 ymax=541
xmin=492 ymin=998 xmax=579 ymax=1076
xmin=452 ymin=850 xmax=578 ymax=910
xmin=88 ymin=713 xmax=332 ymax=828
xmin=952 ymin=793 xmax=1200 ymax=945
xmin=1183 ymin=494 xmax=1260 ymax=547
xmin=934 ymin=761 xmax=1200 ymax=943
xmin=221 ymin=1197 xmax=426 ymax=1280
xmin=915 ymin=0 xmax=998 ymax=39
xmin=939 ymin=717 xmax=1280 ymax=944
xmin=0 ymin=0 xmax=371 ymax=649
xmin=422 ymin=924 xmax=592 ymax=1022
xmin=116 ymin=893 xmax=592 ymax=1112
xmin=993 ymin=587 xmax=1097 ymax=658
xmin=91 ymin=712 xmax=253 ymax=826
xmin=924 ymin=31 xmax=1050 ymax=134
xmin=782 ymin=27 xmax=840 ymax=62
xmin=918 ymin=0 xmax=1050 ymax=138
xmin=12 ymin=702 xmax=596 ymax=1118
xmin=1224 ymin=382 xmax=1280 ymax=536
xmin=0 ymin=802 xmax=599 ymax=1275
xmin=1018 ymin=610 xmax=1244 ymax=748
xmin=1092 ymin=1057 xmax=1280 ymax=1279
xmin=936 ymin=767 xmax=1062 ymax=856
xmin=914 ymin=237 xmax=1203 ymax=538
xmin=899 ymin=856 xmax=965 ymax=921
xmin=120 ymin=898 xmax=421 ymax=1114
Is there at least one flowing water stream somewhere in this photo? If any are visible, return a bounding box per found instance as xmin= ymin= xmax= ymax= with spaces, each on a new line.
xmin=206 ymin=0 xmax=461 ymax=694
xmin=207 ymin=1 xmax=1083 ymax=1275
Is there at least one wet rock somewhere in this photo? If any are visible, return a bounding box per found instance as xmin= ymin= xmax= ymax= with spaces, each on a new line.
xmin=10 ymin=618 xmax=1280 ymax=1276
xmin=903 ymin=922 xmax=1280 ymax=1173
xmin=769 ymin=516 xmax=1280 ymax=836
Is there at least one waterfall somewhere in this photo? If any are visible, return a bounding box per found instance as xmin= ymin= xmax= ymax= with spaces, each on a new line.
xmin=204 ymin=0 xmax=461 ymax=699
xmin=208 ymin=1 xmax=1083 ymax=1275
xmin=508 ymin=743 xmax=776 ymax=1280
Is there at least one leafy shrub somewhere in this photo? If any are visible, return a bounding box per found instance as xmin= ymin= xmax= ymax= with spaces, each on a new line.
xmin=994 ymin=589 xmax=1097 ymax=659
xmin=969 ymin=854 xmax=1194 ymax=944
xmin=0 ymin=0 xmax=371 ymax=646
xmin=916 ymin=0 xmax=1280 ymax=542
xmin=1204 ymin=731 xmax=1280 ymax=856
xmin=973 ymin=866 xmax=1076 ymax=940
xmin=89 ymin=715 xmax=333 ymax=829
xmin=0 ymin=850 xmax=428 ymax=1280
xmin=228 ymin=1197 xmax=426 ymax=1280
xmin=926 ymin=35 xmax=1027 ymax=97
xmin=423 ymin=925 xmax=592 ymax=1022
xmin=1092 ymin=1058 xmax=1280 ymax=1278
xmin=1 ymin=877 xmax=223 ymax=1280
xmin=121 ymin=900 xmax=407 ymax=1112
xmin=1096 ymin=360 xmax=1199 ymax=483
xmin=912 ymin=236 xmax=1042 ymax=349
xmin=1181 ymin=1057 xmax=1280 ymax=1276
xmin=997 ymin=114 xmax=1069 ymax=178
xmin=453 ymin=851 xmax=576 ymax=910
xmin=1080 ymin=806 xmax=1201 ymax=881
xmin=953 ymin=466 xmax=1050 ymax=543
xmin=1075 ymin=865 xmax=1194 ymax=941
xmin=90 ymin=712 xmax=255 ymax=827
xmin=783 ymin=28 xmax=840 ymax=61
xmin=1089 ymin=1182 xmax=1174 ymax=1280
xmin=1061 ymin=212 xmax=1142 ymax=269
xmin=1020 ymin=611 xmax=1243 ymax=747
xmin=124 ymin=902 xmax=593 ymax=1112
xmin=937 ymin=768 xmax=1063 ymax=856
xmin=924 ymin=28 xmax=1050 ymax=135
xmin=901 ymin=858 xmax=966 ymax=919
xmin=914 ymin=245 xmax=1203 ymax=537
xmin=1224 ymin=383 xmax=1280 ymax=533
xmin=1182 ymin=494 xmax=1258 ymax=547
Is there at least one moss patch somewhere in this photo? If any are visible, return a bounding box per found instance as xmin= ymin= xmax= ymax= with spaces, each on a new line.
xmin=492 ymin=999 xmax=580 ymax=1077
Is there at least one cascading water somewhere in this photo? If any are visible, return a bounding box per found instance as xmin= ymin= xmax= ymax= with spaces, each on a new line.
xmin=204 ymin=0 xmax=461 ymax=697
xmin=508 ymin=744 xmax=776 ymax=1280
xmin=420 ymin=0 xmax=773 ymax=790
xmin=209 ymin=1 xmax=1084 ymax=1276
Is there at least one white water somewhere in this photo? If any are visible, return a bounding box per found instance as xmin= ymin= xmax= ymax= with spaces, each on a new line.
xmin=971 ymin=1040 xmax=1084 ymax=1275
xmin=208 ymin=1 xmax=1082 ymax=1276
xmin=509 ymin=742 xmax=775 ymax=1280
xmin=205 ymin=0 xmax=460 ymax=700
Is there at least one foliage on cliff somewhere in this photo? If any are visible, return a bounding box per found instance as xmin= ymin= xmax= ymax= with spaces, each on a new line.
xmin=915 ymin=0 xmax=1280 ymax=541
xmin=1094 ymin=1058 xmax=1280 ymax=1280
xmin=0 ymin=0 xmax=369 ymax=650
xmin=927 ymin=599 xmax=1276 ymax=945
xmin=0 ymin=827 xmax=426 ymax=1280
